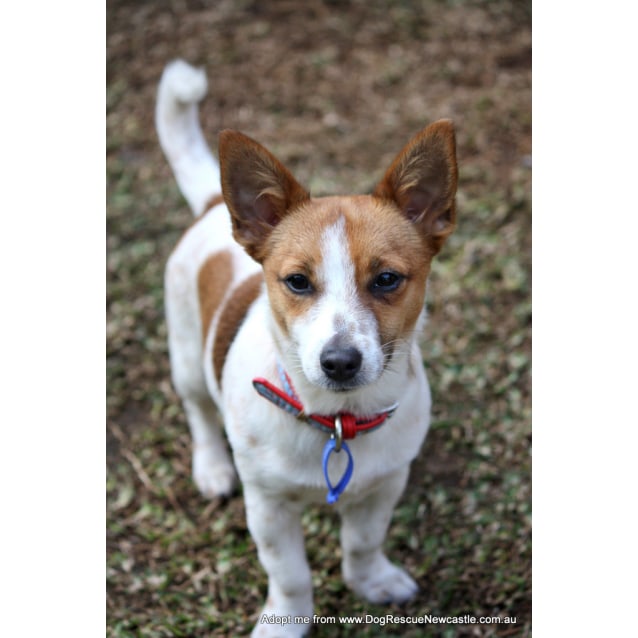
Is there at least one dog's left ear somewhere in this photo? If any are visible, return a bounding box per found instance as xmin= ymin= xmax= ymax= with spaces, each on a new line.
xmin=219 ymin=130 xmax=310 ymax=262
xmin=373 ymin=120 xmax=458 ymax=255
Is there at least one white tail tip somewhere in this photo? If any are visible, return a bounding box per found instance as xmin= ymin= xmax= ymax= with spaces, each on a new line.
xmin=156 ymin=59 xmax=221 ymax=216
xmin=160 ymin=59 xmax=208 ymax=105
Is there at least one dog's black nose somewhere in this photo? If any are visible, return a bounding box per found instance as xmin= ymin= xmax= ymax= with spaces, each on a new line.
xmin=320 ymin=345 xmax=362 ymax=382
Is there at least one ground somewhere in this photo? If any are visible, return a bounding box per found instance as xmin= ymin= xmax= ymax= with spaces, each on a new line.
xmin=106 ymin=1 xmax=531 ymax=636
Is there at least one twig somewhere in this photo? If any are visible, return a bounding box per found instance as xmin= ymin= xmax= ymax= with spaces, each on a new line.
xmin=108 ymin=421 xmax=194 ymax=524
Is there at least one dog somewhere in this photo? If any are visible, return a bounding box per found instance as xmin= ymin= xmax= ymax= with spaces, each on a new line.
xmin=156 ymin=59 xmax=458 ymax=637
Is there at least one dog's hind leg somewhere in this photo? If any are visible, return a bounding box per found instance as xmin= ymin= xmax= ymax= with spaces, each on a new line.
xmin=181 ymin=394 xmax=237 ymax=499
xmin=165 ymin=252 xmax=237 ymax=499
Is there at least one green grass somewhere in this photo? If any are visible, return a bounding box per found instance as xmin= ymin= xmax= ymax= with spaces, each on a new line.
xmin=107 ymin=1 xmax=531 ymax=635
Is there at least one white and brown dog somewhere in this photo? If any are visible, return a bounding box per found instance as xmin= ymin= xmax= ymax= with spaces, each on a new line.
xmin=157 ymin=60 xmax=457 ymax=637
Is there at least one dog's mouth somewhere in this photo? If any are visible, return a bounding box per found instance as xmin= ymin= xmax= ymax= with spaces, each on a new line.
xmin=324 ymin=380 xmax=362 ymax=393
xmin=318 ymin=367 xmax=378 ymax=394
xmin=298 ymin=365 xmax=377 ymax=395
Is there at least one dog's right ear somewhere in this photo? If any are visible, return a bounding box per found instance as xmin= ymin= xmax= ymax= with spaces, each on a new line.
xmin=219 ymin=130 xmax=310 ymax=262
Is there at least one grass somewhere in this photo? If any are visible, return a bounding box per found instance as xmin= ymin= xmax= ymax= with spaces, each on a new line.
xmin=107 ymin=1 xmax=531 ymax=635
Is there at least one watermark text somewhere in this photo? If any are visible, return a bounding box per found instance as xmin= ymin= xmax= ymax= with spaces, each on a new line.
xmin=258 ymin=612 xmax=517 ymax=627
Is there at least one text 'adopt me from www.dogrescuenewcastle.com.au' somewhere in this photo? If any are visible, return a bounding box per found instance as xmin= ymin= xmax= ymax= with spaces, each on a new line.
xmin=259 ymin=612 xmax=518 ymax=628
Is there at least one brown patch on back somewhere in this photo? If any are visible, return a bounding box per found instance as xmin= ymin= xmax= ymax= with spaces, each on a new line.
xmin=213 ymin=272 xmax=264 ymax=386
xmin=201 ymin=192 xmax=226 ymax=216
xmin=197 ymin=251 xmax=233 ymax=342
xmin=172 ymin=196 xmax=225 ymax=256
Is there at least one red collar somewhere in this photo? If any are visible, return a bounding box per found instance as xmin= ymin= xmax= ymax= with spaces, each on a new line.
xmin=252 ymin=365 xmax=397 ymax=440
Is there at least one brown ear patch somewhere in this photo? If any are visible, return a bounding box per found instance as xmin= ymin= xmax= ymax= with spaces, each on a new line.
xmin=373 ymin=120 xmax=458 ymax=255
xmin=213 ymin=272 xmax=264 ymax=387
xmin=219 ymin=130 xmax=310 ymax=262
xmin=197 ymin=251 xmax=233 ymax=342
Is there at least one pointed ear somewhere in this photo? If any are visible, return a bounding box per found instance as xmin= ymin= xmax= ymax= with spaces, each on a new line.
xmin=373 ymin=120 xmax=458 ymax=254
xmin=219 ymin=130 xmax=310 ymax=261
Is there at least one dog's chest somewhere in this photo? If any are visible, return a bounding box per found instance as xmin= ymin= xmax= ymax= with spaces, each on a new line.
xmin=213 ymin=301 xmax=432 ymax=494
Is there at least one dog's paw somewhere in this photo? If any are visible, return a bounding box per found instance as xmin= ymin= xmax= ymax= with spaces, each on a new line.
xmin=346 ymin=557 xmax=418 ymax=605
xmin=251 ymin=597 xmax=313 ymax=638
xmin=192 ymin=445 xmax=237 ymax=499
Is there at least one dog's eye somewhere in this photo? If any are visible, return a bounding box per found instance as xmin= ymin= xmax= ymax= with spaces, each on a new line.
xmin=285 ymin=274 xmax=313 ymax=294
xmin=371 ymin=272 xmax=403 ymax=293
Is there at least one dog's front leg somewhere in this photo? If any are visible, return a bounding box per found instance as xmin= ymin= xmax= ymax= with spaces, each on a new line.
xmin=338 ymin=465 xmax=418 ymax=604
xmin=244 ymin=485 xmax=313 ymax=638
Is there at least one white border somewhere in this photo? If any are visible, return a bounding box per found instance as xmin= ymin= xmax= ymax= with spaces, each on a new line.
xmin=1 ymin=2 xmax=105 ymax=635
xmin=534 ymin=2 xmax=638 ymax=635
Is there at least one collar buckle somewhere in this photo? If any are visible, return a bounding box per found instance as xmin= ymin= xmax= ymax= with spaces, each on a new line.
xmin=333 ymin=414 xmax=343 ymax=452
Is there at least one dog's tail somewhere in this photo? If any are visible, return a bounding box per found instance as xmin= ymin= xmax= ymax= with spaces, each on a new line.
xmin=156 ymin=59 xmax=220 ymax=216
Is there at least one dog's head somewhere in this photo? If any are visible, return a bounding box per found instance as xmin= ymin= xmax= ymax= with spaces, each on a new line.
xmin=219 ymin=123 xmax=457 ymax=402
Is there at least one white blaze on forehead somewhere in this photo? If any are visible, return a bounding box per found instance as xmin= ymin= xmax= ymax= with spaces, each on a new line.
xmin=317 ymin=216 xmax=358 ymax=310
